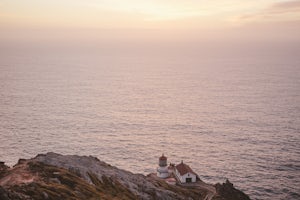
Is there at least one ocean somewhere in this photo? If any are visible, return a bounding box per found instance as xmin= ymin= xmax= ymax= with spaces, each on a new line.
xmin=0 ymin=46 xmax=299 ymax=200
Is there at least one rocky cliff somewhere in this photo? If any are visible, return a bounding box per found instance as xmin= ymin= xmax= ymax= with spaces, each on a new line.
xmin=0 ymin=152 xmax=250 ymax=200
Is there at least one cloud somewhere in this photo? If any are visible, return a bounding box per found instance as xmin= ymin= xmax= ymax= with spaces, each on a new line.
xmin=271 ymin=0 xmax=300 ymax=9
xmin=267 ymin=0 xmax=300 ymax=14
xmin=234 ymin=0 xmax=300 ymax=23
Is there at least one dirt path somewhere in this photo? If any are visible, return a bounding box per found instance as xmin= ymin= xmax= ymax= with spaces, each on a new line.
xmin=178 ymin=181 xmax=216 ymax=200
xmin=149 ymin=173 xmax=217 ymax=199
xmin=0 ymin=161 xmax=38 ymax=187
xmin=196 ymin=181 xmax=216 ymax=200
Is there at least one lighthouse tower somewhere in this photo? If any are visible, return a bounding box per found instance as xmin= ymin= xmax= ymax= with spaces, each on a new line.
xmin=157 ymin=154 xmax=169 ymax=178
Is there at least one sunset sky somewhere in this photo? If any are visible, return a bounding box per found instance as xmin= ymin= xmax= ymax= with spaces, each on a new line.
xmin=1 ymin=0 xmax=300 ymax=43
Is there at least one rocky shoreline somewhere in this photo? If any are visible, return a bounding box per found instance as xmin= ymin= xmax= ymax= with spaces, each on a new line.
xmin=0 ymin=152 xmax=250 ymax=200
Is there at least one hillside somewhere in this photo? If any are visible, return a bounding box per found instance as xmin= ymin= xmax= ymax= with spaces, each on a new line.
xmin=0 ymin=152 xmax=250 ymax=200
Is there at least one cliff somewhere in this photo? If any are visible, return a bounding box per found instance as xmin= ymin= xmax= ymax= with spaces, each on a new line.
xmin=0 ymin=152 xmax=250 ymax=200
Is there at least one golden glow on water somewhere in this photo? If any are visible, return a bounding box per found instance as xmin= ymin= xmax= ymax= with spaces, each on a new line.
xmin=0 ymin=50 xmax=299 ymax=199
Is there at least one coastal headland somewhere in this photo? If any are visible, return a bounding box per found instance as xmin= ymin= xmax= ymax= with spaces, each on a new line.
xmin=0 ymin=152 xmax=250 ymax=200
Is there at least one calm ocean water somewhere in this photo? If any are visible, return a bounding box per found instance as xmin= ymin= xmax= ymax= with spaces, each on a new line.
xmin=0 ymin=48 xmax=299 ymax=199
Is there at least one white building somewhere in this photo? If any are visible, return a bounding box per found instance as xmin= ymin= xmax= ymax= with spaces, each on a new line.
xmin=175 ymin=161 xmax=197 ymax=183
xmin=157 ymin=154 xmax=169 ymax=178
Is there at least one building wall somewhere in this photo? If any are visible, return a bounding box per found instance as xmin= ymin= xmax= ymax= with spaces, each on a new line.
xmin=181 ymin=172 xmax=196 ymax=183
xmin=175 ymin=169 xmax=196 ymax=183
xmin=157 ymin=166 xmax=169 ymax=178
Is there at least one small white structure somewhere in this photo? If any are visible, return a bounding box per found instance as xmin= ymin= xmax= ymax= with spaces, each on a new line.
xmin=168 ymin=163 xmax=175 ymax=174
xmin=157 ymin=154 xmax=169 ymax=178
xmin=175 ymin=161 xmax=197 ymax=183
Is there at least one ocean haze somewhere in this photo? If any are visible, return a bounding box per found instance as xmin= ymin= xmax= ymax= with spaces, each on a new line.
xmin=1 ymin=1 xmax=300 ymax=199
xmin=0 ymin=42 xmax=300 ymax=200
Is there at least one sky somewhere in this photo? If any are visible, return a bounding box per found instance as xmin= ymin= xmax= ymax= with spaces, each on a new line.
xmin=0 ymin=0 xmax=300 ymax=48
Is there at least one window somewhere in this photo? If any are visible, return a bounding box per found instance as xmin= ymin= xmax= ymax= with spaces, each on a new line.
xmin=186 ymin=178 xmax=192 ymax=183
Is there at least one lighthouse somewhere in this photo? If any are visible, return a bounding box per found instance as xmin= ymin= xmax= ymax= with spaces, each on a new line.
xmin=157 ymin=154 xmax=169 ymax=178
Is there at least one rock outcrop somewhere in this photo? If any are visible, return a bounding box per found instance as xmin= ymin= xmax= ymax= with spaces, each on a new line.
xmin=213 ymin=180 xmax=251 ymax=200
xmin=0 ymin=152 xmax=251 ymax=200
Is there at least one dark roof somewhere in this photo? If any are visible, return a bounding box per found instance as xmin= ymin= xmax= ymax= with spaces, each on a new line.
xmin=175 ymin=162 xmax=197 ymax=176
xmin=159 ymin=154 xmax=167 ymax=160
xmin=168 ymin=165 xmax=175 ymax=170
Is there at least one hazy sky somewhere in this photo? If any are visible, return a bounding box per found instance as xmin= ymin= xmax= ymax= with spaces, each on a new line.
xmin=1 ymin=0 xmax=300 ymax=44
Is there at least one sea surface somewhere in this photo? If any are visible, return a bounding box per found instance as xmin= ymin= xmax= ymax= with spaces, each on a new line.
xmin=0 ymin=47 xmax=299 ymax=200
